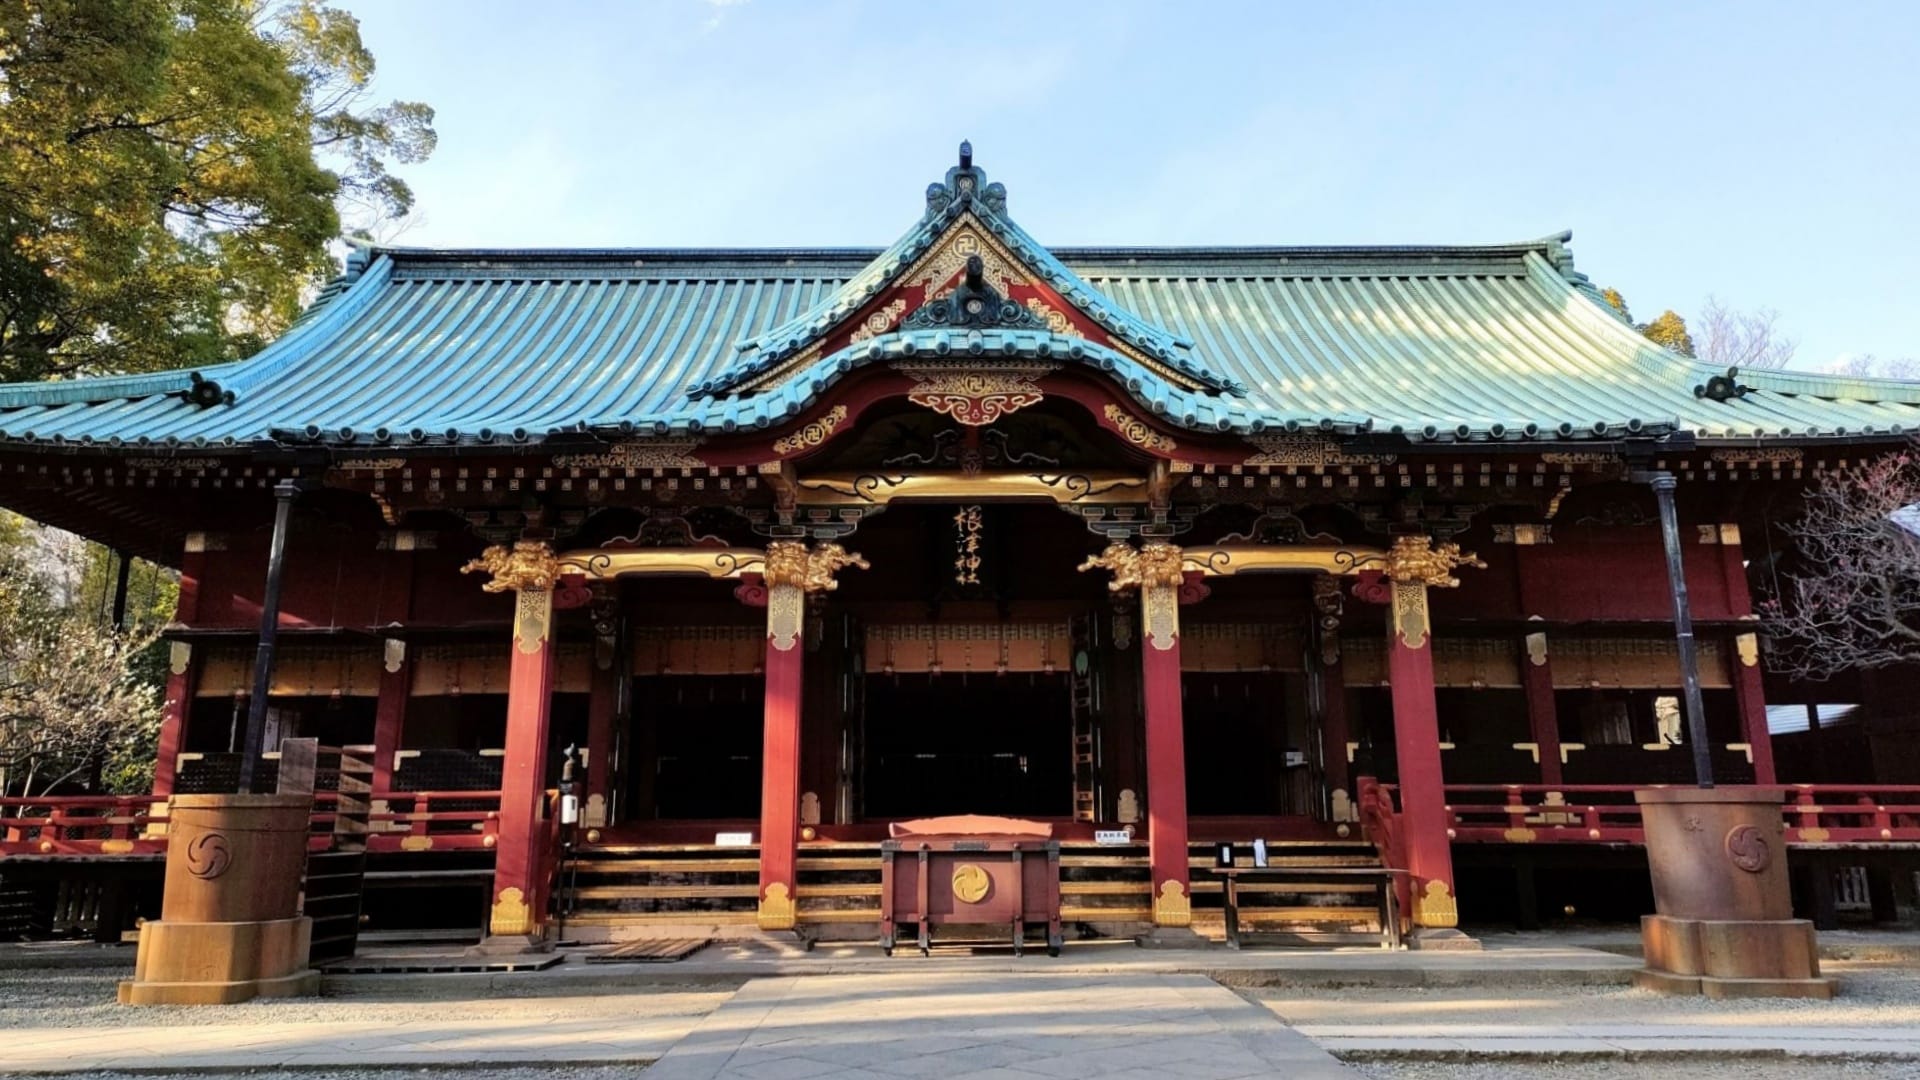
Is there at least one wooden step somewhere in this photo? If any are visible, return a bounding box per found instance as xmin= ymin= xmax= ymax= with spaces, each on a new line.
xmin=572 ymin=884 xmax=758 ymax=901
xmin=1202 ymin=906 xmax=1378 ymax=924
xmin=795 ymin=883 xmax=881 ymax=899
xmin=796 ymin=857 xmax=882 ymax=871
xmin=566 ymin=911 xmax=758 ymax=927
xmin=572 ymin=858 xmax=760 ymax=874
xmin=1190 ymin=881 xmax=1382 ymax=895
xmin=1059 ymin=881 xmax=1151 ymax=896
xmin=797 ymin=908 xmax=881 ymax=924
xmin=588 ymin=938 xmax=710 ymax=963
xmin=1062 ymin=906 xmax=1151 ymax=922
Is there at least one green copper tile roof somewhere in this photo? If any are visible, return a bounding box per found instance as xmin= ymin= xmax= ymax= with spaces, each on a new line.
xmin=0 ymin=152 xmax=1915 ymax=451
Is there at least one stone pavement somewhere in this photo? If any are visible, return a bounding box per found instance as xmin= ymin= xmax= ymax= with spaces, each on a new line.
xmin=326 ymin=939 xmax=1642 ymax=997
xmin=0 ymin=1009 xmax=702 ymax=1073
xmin=1297 ymin=1021 xmax=1920 ymax=1058
xmin=643 ymin=972 xmax=1355 ymax=1080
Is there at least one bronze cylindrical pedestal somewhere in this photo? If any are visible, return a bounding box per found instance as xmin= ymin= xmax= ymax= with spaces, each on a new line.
xmin=1635 ymin=787 xmax=1835 ymax=999
xmin=119 ymin=794 xmax=321 ymax=1006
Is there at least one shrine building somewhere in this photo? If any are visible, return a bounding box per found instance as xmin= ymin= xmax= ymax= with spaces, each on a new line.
xmin=4 ymin=144 xmax=1918 ymax=947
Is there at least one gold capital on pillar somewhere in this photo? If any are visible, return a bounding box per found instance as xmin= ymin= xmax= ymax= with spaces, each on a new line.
xmin=762 ymin=541 xmax=869 ymax=652
xmin=464 ymin=541 xmax=562 ymax=653
xmin=1079 ymin=542 xmax=1186 ymax=650
xmin=1381 ymin=536 xmax=1484 ymax=650
xmin=462 ymin=540 xmax=562 ymax=592
xmin=1381 ymin=535 xmax=1485 ymax=588
xmin=763 ymin=541 xmax=870 ymax=593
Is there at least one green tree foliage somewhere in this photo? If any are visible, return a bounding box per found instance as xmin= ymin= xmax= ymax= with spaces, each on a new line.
xmin=0 ymin=0 xmax=434 ymax=382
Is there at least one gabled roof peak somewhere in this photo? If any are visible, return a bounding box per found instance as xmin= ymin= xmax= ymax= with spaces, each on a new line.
xmin=690 ymin=143 xmax=1244 ymax=401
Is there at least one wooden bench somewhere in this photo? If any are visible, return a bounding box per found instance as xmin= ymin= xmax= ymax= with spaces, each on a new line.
xmin=1216 ymin=866 xmax=1406 ymax=950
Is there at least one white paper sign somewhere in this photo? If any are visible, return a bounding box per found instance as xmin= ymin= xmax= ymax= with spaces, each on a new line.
xmin=715 ymin=832 xmax=754 ymax=847
xmin=1094 ymin=829 xmax=1133 ymax=845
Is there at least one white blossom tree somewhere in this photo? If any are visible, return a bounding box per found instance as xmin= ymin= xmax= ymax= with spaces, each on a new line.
xmin=0 ymin=547 xmax=164 ymax=804
xmin=1695 ymin=296 xmax=1797 ymax=371
xmin=1764 ymin=451 xmax=1920 ymax=678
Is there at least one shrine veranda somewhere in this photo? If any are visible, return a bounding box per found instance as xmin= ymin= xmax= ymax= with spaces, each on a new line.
xmin=3 ymin=146 xmax=1918 ymax=946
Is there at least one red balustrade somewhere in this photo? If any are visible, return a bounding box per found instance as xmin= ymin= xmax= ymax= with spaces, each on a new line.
xmin=1356 ymin=776 xmax=1413 ymax=921
xmin=0 ymin=790 xmax=503 ymax=857
xmin=1414 ymin=782 xmax=1920 ymax=846
xmin=0 ymin=796 xmax=168 ymax=855
xmin=309 ymin=789 xmax=504 ymax=853
xmin=1783 ymin=785 xmax=1920 ymax=844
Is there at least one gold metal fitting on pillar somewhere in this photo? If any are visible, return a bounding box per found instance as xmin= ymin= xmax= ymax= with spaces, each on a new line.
xmin=1079 ymin=542 xmax=1186 ymax=651
xmin=463 ymin=540 xmax=562 ymax=653
xmin=762 ymin=541 xmax=869 ymax=652
xmin=1414 ymin=878 xmax=1460 ymax=929
xmin=1380 ymin=535 xmax=1484 ymax=650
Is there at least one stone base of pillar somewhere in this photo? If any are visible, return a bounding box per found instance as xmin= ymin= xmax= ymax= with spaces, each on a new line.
xmin=1636 ymin=915 xmax=1835 ymax=998
xmin=117 ymin=917 xmax=319 ymax=1005
xmin=1633 ymin=967 xmax=1837 ymax=1000
xmin=1407 ymin=926 xmax=1482 ymax=951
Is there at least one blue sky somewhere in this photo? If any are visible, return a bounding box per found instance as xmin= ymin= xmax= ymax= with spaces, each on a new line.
xmin=347 ymin=0 xmax=1918 ymax=370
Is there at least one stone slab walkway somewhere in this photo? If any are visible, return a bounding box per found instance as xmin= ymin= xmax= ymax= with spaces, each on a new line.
xmin=643 ymin=972 xmax=1356 ymax=1080
xmin=0 ymin=1010 xmax=702 ymax=1073
xmin=1297 ymin=1021 xmax=1920 ymax=1058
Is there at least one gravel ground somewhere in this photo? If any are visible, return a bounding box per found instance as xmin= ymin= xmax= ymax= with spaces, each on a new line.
xmin=37 ymin=1071 xmax=650 ymax=1080
xmin=1256 ymin=962 xmax=1920 ymax=1031
xmin=0 ymin=970 xmax=734 ymax=1029
xmin=1354 ymin=1063 xmax=1920 ymax=1080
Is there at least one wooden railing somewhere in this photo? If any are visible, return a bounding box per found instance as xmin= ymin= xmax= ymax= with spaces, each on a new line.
xmin=1354 ymin=776 xmax=1412 ymax=923
xmin=1782 ymin=786 xmax=1920 ymax=844
xmin=1358 ymin=781 xmax=1920 ymax=846
xmin=0 ymin=796 xmax=168 ymax=856
xmin=1441 ymin=784 xmax=1652 ymax=844
xmin=0 ymin=789 xmax=504 ymax=856
xmin=311 ymin=790 xmax=505 ymax=854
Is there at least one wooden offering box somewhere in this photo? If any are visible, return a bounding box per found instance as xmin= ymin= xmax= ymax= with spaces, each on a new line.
xmin=880 ymin=815 xmax=1063 ymax=957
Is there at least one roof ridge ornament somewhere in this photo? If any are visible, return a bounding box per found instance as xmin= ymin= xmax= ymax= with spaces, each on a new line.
xmin=926 ymin=139 xmax=1008 ymax=220
xmin=898 ymin=254 xmax=1049 ymax=332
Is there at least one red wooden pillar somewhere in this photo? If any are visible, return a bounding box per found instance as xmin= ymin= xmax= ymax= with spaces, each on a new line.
xmin=583 ymin=649 xmax=619 ymax=831
xmin=1378 ymin=535 xmax=1481 ymax=931
xmin=152 ymin=533 xmax=212 ymax=800
xmin=1732 ymin=631 xmax=1778 ymax=784
xmin=371 ymin=640 xmax=410 ymax=794
xmin=1713 ymin=525 xmax=1777 ymax=784
xmin=369 ymin=533 xmax=418 ymax=796
xmin=1319 ymin=655 xmax=1354 ymax=820
xmin=463 ymin=542 xmax=560 ymax=940
xmin=1521 ymin=632 xmax=1563 ymax=786
xmin=754 ymin=542 xmax=866 ymax=931
xmin=1141 ymin=575 xmax=1190 ymax=927
xmin=1312 ymin=577 xmax=1353 ymax=822
xmin=1081 ymin=543 xmax=1192 ymax=927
